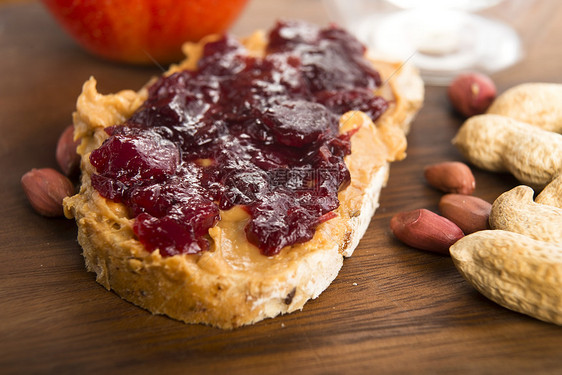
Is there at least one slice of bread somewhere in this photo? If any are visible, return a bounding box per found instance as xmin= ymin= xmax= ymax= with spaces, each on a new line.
xmin=64 ymin=27 xmax=424 ymax=329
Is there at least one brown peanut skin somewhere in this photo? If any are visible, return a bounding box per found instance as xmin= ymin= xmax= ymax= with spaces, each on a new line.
xmin=390 ymin=209 xmax=465 ymax=254
xmin=448 ymin=73 xmax=496 ymax=117
xmin=439 ymin=194 xmax=491 ymax=234
xmin=56 ymin=125 xmax=81 ymax=176
xmin=21 ymin=168 xmax=75 ymax=217
xmin=424 ymin=161 xmax=475 ymax=195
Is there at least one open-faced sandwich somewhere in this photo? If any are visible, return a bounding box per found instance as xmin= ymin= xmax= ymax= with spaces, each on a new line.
xmin=64 ymin=20 xmax=424 ymax=329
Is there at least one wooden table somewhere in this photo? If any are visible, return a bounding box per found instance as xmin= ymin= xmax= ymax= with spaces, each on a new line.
xmin=2 ymin=1 xmax=561 ymax=374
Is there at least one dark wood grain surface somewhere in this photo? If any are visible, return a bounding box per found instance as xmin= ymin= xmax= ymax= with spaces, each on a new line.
xmin=1 ymin=1 xmax=562 ymax=374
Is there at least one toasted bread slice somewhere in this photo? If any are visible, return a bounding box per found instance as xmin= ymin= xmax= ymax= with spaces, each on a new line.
xmin=64 ymin=27 xmax=424 ymax=329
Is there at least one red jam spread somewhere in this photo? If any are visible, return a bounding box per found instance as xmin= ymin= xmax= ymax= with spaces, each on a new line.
xmin=89 ymin=20 xmax=388 ymax=257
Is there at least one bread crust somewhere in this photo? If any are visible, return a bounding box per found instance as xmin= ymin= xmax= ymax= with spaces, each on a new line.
xmin=64 ymin=30 xmax=424 ymax=329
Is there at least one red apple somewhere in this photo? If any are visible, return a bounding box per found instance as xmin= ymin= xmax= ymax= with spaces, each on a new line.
xmin=41 ymin=0 xmax=249 ymax=64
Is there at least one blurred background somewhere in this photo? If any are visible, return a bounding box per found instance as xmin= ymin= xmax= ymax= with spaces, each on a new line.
xmin=325 ymin=0 xmax=538 ymax=84
xmin=1 ymin=0 xmax=556 ymax=85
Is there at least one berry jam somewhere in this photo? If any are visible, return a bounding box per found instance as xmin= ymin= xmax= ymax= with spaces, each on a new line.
xmin=89 ymin=20 xmax=388 ymax=257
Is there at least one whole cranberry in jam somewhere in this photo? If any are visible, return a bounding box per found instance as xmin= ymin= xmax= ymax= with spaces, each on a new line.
xmin=89 ymin=20 xmax=388 ymax=257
